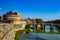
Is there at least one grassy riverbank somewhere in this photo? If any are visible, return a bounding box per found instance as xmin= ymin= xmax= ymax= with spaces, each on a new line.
xmin=14 ymin=30 xmax=24 ymax=40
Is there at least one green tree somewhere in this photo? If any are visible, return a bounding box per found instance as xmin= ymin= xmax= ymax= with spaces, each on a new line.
xmin=25 ymin=24 xmax=31 ymax=33
xmin=35 ymin=18 xmax=43 ymax=32
xmin=28 ymin=18 xmax=34 ymax=21
xmin=35 ymin=18 xmax=43 ymax=24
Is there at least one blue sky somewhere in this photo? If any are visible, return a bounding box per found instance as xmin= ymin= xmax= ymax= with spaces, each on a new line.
xmin=0 ymin=0 xmax=60 ymax=21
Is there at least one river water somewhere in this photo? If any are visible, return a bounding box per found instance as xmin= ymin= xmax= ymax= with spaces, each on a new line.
xmin=20 ymin=25 xmax=60 ymax=40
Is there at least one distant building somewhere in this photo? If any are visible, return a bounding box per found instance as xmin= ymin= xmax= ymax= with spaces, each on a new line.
xmin=2 ymin=11 xmax=20 ymax=24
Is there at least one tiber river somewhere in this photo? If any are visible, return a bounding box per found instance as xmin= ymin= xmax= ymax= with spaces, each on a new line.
xmin=20 ymin=25 xmax=60 ymax=40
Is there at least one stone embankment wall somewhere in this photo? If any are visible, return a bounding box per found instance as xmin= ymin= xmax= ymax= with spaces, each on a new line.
xmin=0 ymin=23 xmax=25 ymax=40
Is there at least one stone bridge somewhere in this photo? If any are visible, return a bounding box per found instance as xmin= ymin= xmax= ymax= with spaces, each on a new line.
xmin=39 ymin=22 xmax=60 ymax=33
xmin=31 ymin=21 xmax=60 ymax=33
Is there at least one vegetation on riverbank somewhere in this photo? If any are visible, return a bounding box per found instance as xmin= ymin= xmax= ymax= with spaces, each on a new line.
xmin=14 ymin=24 xmax=31 ymax=40
xmin=14 ymin=30 xmax=24 ymax=40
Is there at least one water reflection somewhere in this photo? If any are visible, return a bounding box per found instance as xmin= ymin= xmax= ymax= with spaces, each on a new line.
xmin=20 ymin=33 xmax=60 ymax=40
xmin=45 ymin=25 xmax=50 ymax=32
xmin=45 ymin=25 xmax=59 ymax=33
xmin=53 ymin=26 xmax=58 ymax=33
xmin=20 ymin=33 xmax=46 ymax=40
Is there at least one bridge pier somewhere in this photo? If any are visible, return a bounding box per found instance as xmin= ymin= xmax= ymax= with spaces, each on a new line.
xmin=58 ymin=25 xmax=60 ymax=33
xmin=50 ymin=22 xmax=54 ymax=33
xmin=58 ymin=29 xmax=60 ymax=33
xmin=41 ymin=23 xmax=45 ymax=33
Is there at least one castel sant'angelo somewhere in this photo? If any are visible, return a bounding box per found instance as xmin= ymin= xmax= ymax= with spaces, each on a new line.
xmin=2 ymin=11 xmax=21 ymax=24
xmin=0 ymin=11 xmax=34 ymax=25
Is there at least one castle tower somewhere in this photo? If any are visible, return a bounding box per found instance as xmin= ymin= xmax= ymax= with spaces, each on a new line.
xmin=3 ymin=11 xmax=20 ymax=24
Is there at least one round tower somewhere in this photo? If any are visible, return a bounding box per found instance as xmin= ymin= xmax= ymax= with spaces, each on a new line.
xmin=3 ymin=11 xmax=20 ymax=24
